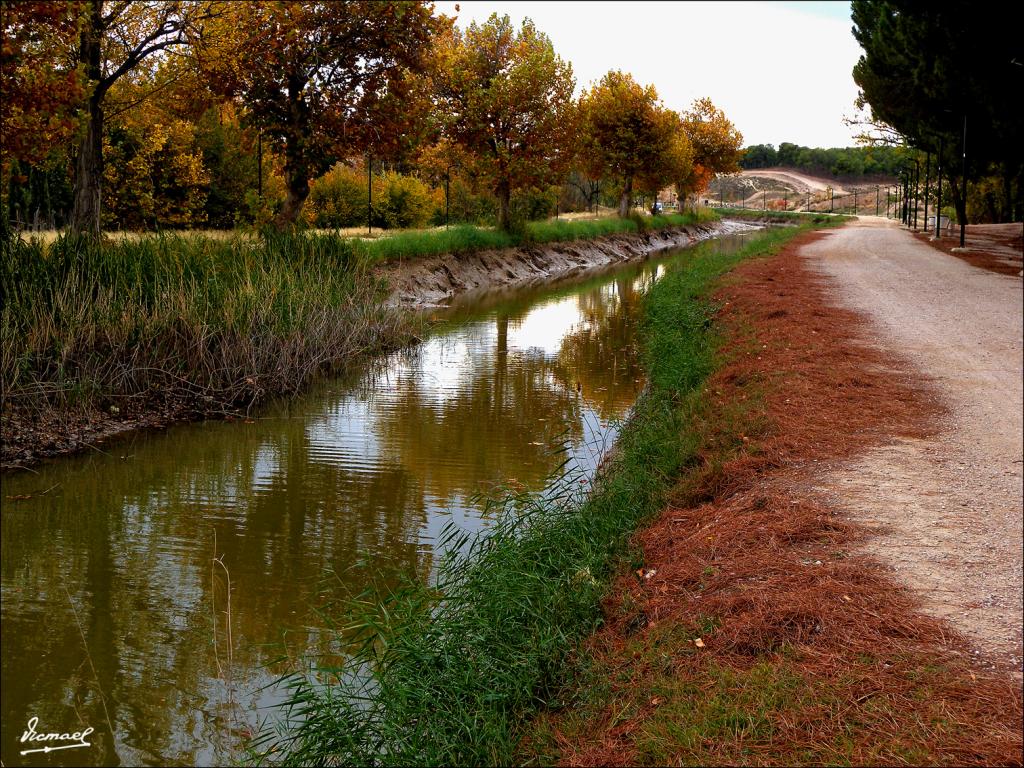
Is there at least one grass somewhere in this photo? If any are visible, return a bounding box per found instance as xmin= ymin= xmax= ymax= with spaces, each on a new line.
xmin=537 ymin=635 xmax=955 ymax=766
xmin=356 ymin=209 xmax=718 ymax=262
xmin=250 ymin=219 xmax=842 ymax=766
xmin=712 ymin=207 xmax=852 ymax=224
xmin=0 ymin=229 xmax=414 ymax=421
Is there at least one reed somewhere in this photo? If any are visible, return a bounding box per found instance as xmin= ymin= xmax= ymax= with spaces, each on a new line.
xmin=1 ymin=229 xmax=415 ymax=424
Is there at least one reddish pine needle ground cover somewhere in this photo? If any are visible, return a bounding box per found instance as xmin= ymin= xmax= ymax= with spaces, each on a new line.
xmin=912 ymin=222 xmax=1023 ymax=277
xmin=530 ymin=231 xmax=1024 ymax=767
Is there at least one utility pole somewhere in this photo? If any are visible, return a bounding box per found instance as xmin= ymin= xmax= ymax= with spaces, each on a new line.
xmin=923 ymin=151 xmax=931 ymax=231
xmin=935 ymin=136 xmax=943 ymax=238
xmin=830 ymin=188 xmax=833 ymax=213
xmin=960 ymin=113 xmax=967 ymax=247
xmin=875 ymin=185 xmax=879 ymax=216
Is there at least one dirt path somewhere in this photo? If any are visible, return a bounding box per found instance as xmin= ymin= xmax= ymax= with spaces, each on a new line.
xmin=804 ymin=217 xmax=1024 ymax=671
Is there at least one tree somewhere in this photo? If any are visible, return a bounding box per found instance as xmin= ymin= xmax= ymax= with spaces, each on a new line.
xmin=201 ymin=1 xmax=443 ymax=227
xmin=577 ymin=71 xmax=681 ymax=218
xmin=676 ymin=98 xmax=743 ymax=200
xmin=433 ymin=14 xmax=575 ymax=231
xmin=1 ymin=0 xmax=84 ymax=225
xmin=0 ymin=1 xmax=84 ymax=170
xmin=66 ymin=1 xmax=216 ymax=235
xmin=852 ymin=0 xmax=1024 ymax=223
xmin=740 ymin=144 xmax=778 ymax=169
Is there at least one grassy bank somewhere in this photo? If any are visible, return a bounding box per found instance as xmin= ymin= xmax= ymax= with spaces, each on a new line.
xmin=356 ymin=208 xmax=717 ymax=262
xmin=252 ymin=219 xmax=843 ymax=765
xmin=0 ymin=230 xmax=414 ymax=452
xmin=528 ymin=226 xmax=1022 ymax=766
xmin=712 ymin=208 xmax=846 ymax=225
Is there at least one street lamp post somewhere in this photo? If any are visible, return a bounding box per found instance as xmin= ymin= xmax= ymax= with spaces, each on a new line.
xmin=935 ymin=136 xmax=943 ymax=238
xmin=913 ymin=158 xmax=920 ymax=230
xmin=923 ymin=151 xmax=931 ymax=231
xmin=960 ymin=113 xmax=967 ymax=248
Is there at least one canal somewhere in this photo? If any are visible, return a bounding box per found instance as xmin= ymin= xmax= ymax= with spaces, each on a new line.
xmin=1 ymin=232 xmax=754 ymax=766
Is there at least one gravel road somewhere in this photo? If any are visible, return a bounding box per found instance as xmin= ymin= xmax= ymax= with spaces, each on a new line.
xmin=804 ymin=217 xmax=1023 ymax=672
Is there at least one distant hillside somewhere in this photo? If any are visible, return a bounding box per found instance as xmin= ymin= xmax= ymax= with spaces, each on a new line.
xmin=741 ymin=142 xmax=906 ymax=181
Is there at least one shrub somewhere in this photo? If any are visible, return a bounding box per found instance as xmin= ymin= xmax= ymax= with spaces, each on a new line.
xmin=429 ymin=177 xmax=496 ymax=227
xmin=306 ymin=163 xmax=368 ymax=228
xmin=372 ymin=171 xmax=434 ymax=230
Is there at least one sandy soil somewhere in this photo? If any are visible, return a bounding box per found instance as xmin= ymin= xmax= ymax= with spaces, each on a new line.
xmin=739 ymin=168 xmax=848 ymax=195
xmin=804 ymin=217 xmax=1023 ymax=671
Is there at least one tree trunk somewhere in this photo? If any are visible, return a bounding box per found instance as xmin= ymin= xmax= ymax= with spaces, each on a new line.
xmin=618 ymin=176 xmax=633 ymax=218
xmin=948 ymin=175 xmax=968 ymax=229
xmin=279 ymin=158 xmax=309 ymax=227
xmin=496 ymin=179 xmax=511 ymax=231
xmin=70 ymin=1 xmax=104 ymax=236
xmin=1001 ymin=163 xmax=1013 ymax=222
xmin=276 ymin=77 xmax=311 ymax=228
xmin=70 ymin=100 xmax=104 ymax=235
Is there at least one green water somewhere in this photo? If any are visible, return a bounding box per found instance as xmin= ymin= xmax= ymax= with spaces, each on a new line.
xmin=0 ymin=233 xmax=753 ymax=766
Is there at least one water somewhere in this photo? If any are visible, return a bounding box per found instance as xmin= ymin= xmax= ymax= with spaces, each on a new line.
xmin=1 ymin=233 xmax=752 ymax=766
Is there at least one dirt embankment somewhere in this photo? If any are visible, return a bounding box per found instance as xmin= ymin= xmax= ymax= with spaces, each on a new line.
xmin=913 ymin=221 xmax=1023 ymax=276
xmin=379 ymin=221 xmax=755 ymax=307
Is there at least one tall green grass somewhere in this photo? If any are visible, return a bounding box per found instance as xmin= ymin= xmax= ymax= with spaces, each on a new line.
xmin=712 ymin=207 xmax=853 ymax=225
xmin=252 ymin=219 xmax=844 ymax=766
xmin=0 ymin=229 xmax=412 ymax=416
xmin=357 ymin=208 xmax=719 ymax=262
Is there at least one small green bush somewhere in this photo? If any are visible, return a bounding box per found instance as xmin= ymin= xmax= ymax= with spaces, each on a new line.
xmin=306 ymin=163 xmax=367 ymax=228
xmin=371 ymin=171 xmax=434 ymax=230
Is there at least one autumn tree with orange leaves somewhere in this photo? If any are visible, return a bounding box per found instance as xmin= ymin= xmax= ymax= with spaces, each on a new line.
xmin=578 ymin=71 xmax=690 ymax=218
xmin=200 ymin=1 xmax=444 ymax=228
xmin=433 ymin=14 xmax=576 ymax=232
xmin=675 ymin=97 xmax=744 ymax=203
xmin=0 ymin=1 xmax=83 ymax=170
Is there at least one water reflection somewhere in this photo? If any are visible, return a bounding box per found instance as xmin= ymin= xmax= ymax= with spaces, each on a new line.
xmin=0 ymin=235 xmax=748 ymax=766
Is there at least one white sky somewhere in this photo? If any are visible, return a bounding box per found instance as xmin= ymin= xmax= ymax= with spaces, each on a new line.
xmin=434 ymin=1 xmax=865 ymax=148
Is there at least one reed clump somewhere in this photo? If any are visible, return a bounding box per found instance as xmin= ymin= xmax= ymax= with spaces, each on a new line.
xmin=1 ymin=229 xmax=414 ymax=425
